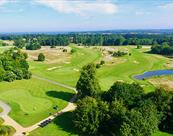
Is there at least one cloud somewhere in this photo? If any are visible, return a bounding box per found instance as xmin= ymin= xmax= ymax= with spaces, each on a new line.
xmin=159 ymin=3 xmax=173 ymax=9
xmin=34 ymin=0 xmax=118 ymax=15
xmin=0 ymin=0 xmax=7 ymax=5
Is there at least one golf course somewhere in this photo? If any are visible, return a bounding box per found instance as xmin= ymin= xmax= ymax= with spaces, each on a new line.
xmin=0 ymin=44 xmax=173 ymax=136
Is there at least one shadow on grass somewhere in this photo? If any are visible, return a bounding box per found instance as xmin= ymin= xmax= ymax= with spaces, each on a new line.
xmin=46 ymin=91 xmax=74 ymax=102
xmin=53 ymin=111 xmax=77 ymax=135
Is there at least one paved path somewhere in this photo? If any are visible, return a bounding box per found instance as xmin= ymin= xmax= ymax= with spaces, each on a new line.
xmin=0 ymin=75 xmax=77 ymax=136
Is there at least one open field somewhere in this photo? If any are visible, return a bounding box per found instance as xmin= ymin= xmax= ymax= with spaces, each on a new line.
xmin=0 ymin=78 xmax=75 ymax=127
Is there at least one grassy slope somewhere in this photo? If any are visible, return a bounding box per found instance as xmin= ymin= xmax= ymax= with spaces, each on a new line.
xmin=30 ymin=45 xmax=102 ymax=87
xmin=30 ymin=112 xmax=77 ymax=136
xmin=98 ymin=46 xmax=167 ymax=91
xmin=0 ymin=78 xmax=75 ymax=127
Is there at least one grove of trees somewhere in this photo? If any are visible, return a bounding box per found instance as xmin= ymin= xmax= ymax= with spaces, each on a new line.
xmin=0 ymin=48 xmax=31 ymax=82
xmin=74 ymin=63 xmax=173 ymax=136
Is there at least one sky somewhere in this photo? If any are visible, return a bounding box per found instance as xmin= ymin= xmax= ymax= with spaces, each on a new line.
xmin=0 ymin=0 xmax=173 ymax=32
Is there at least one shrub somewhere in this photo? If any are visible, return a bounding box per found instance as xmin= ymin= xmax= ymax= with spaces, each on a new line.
xmin=63 ymin=49 xmax=67 ymax=52
xmin=112 ymin=51 xmax=127 ymax=57
xmin=137 ymin=45 xmax=142 ymax=49
xmin=100 ymin=60 xmax=105 ymax=65
xmin=3 ymin=71 xmax=16 ymax=82
xmin=71 ymin=48 xmax=77 ymax=54
xmin=38 ymin=53 xmax=45 ymax=61
xmin=96 ymin=64 xmax=101 ymax=69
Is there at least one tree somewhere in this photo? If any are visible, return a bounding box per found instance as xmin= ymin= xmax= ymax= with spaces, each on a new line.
xmin=73 ymin=97 xmax=109 ymax=136
xmin=0 ymin=126 xmax=10 ymax=136
xmin=14 ymin=38 xmax=26 ymax=49
xmin=146 ymin=89 xmax=173 ymax=131
xmin=0 ymin=48 xmax=31 ymax=82
xmin=76 ymin=63 xmax=101 ymax=98
xmin=146 ymin=88 xmax=173 ymax=121
xmin=137 ymin=45 xmax=142 ymax=49
xmin=98 ymin=100 xmax=127 ymax=135
xmin=120 ymin=107 xmax=158 ymax=136
xmin=103 ymin=82 xmax=144 ymax=107
xmin=38 ymin=53 xmax=45 ymax=61
xmin=3 ymin=71 xmax=16 ymax=82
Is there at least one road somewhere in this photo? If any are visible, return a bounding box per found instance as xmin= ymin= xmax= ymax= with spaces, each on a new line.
xmin=0 ymin=75 xmax=77 ymax=136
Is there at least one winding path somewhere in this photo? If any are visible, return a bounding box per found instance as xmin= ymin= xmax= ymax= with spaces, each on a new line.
xmin=0 ymin=75 xmax=77 ymax=136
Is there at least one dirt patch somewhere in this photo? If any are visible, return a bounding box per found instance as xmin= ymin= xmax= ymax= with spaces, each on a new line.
xmin=24 ymin=46 xmax=71 ymax=64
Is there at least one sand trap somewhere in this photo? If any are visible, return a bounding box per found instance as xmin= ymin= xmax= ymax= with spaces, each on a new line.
xmin=73 ymin=68 xmax=79 ymax=72
xmin=64 ymin=62 xmax=70 ymax=64
xmin=47 ymin=66 xmax=62 ymax=71
xmin=47 ymin=67 xmax=57 ymax=71
xmin=133 ymin=60 xmax=139 ymax=64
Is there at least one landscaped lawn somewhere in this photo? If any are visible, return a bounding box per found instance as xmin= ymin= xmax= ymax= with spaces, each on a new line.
xmin=0 ymin=78 xmax=75 ymax=127
xmin=29 ymin=112 xmax=77 ymax=136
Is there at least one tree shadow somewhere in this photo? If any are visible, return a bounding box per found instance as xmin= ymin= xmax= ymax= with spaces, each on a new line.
xmin=52 ymin=111 xmax=77 ymax=135
xmin=46 ymin=90 xmax=74 ymax=102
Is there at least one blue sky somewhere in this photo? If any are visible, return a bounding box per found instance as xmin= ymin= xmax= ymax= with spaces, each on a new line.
xmin=0 ymin=0 xmax=173 ymax=32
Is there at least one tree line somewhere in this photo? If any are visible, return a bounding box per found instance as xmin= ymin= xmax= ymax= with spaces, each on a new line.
xmin=0 ymin=48 xmax=31 ymax=82
xmin=73 ymin=63 xmax=173 ymax=136
xmin=1 ymin=33 xmax=173 ymax=49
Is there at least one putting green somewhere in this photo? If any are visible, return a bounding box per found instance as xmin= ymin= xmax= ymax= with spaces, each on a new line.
xmin=0 ymin=90 xmax=52 ymax=113
xmin=0 ymin=78 xmax=75 ymax=127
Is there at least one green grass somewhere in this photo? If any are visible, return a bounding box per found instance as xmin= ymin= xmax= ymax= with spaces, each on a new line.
xmin=98 ymin=46 xmax=168 ymax=91
xmin=0 ymin=78 xmax=75 ymax=127
xmin=153 ymin=131 xmax=173 ymax=136
xmin=1 ymin=45 xmax=172 ymax=136
xmin=30 ymin=45 xmax=102 ymax=87
xmin=0 ymin=107 xmax=3 ymax=113
xmin=30 ymin=45 xmax=168 ymax=92
xmin=29 ymin=112 xmax=77 ymax=136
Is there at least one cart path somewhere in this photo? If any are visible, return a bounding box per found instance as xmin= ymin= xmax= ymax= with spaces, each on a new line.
xmin=0 ymin=75 xmax=77 ymax=136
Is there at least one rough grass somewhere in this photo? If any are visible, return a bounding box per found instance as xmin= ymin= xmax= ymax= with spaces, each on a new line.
xmin=149 ymin=75 xmax=173 ymax=91
xmin=0 ymin=78 xmax=75 ymax=127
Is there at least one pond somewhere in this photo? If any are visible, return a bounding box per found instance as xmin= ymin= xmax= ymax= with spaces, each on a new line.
xmin=134 ymin=70 xmax=173 ymax=80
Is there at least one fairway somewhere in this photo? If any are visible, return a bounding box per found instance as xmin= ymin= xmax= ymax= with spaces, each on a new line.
xmin=0 ymin=78 xmax=75 ymax=127
xmin=29 ymin=45 xmax=102 ymax=87
xmin=29 ymin=45 xmax=169 ymax=91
